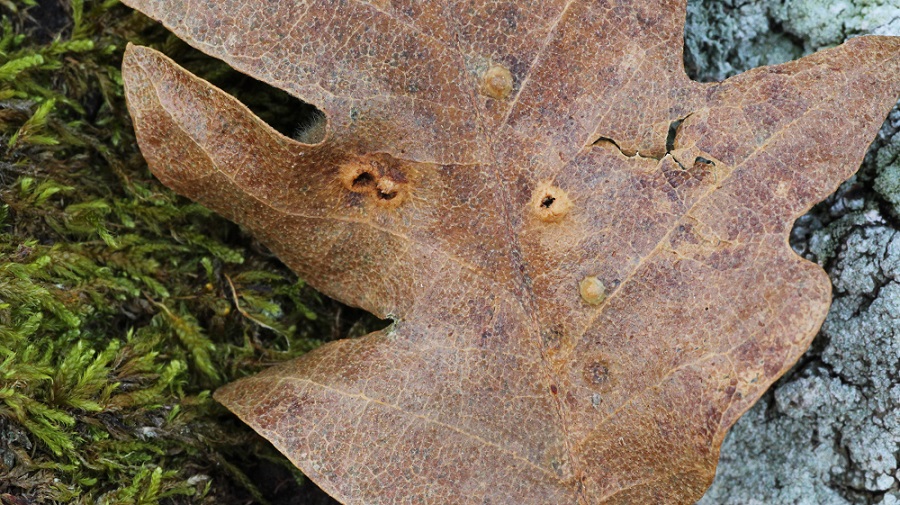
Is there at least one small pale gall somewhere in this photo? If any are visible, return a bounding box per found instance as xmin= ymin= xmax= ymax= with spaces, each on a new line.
xmin=531 ymin=182 xmax=572 ymax=222
xmin=579 ymin=276 xmax=607 ymax=305
xmin=480 ymin=64 xmax=513 ymax=100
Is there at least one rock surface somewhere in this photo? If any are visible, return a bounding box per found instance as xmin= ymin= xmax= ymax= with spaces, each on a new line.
xmin=687 ymin=1 xmax=900 ymax=503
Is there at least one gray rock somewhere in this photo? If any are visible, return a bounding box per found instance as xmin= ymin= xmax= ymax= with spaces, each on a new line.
xmin=686 ymin=1 xmax=900 ymax=503
xmin=685 ymin=0 xmax=900 ymax=82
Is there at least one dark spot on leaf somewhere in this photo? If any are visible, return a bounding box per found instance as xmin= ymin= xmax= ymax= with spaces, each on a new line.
xmin=585 ymin=360 xmax=610 ymax=385
xmin=353 ymin=171 xmax=376 ymax=189
xmin=666 ymin=119 xmax=684 ymax=153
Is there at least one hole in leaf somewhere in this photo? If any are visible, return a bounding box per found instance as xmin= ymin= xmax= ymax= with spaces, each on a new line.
xmin=165 ymin=39 xmax=326 ymax=142
xmin=338 ymin=155 xmax=410 ymax=207
xmin=532 ymin=182 xmax=572 ymax=222
xmin=592 ymin=136 xmax=637 ymax=157
xmin=294 ymin=109 xmax=327 ymax=144
xmin=666 ymin=118 xmax=684 ymax=153
xmin=352 ymin=171 xmax=376 ymax=189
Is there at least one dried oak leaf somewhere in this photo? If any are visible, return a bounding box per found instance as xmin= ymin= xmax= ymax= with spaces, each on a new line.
xmin=121 ymin=0 xmax=900 ymax=503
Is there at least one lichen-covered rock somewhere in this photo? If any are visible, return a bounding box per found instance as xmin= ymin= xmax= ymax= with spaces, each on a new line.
xmin=688 ymin=1 xmax=900 ymax=503
xmin=874 ymin=121 xmax=900 ymax=213
xmin=700 ymin=224 xmax=900 ymax=504
xmin=684 ymin=1 xmax=802 ymax=82
xmin=771 ymin=0 xmax=900 ymax=51
xmin=686 ymin=0 xmax=900 ymax=82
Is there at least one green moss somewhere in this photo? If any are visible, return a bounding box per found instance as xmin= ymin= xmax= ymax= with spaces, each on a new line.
xmin=0 ymin=1 xmax=372 ymax=502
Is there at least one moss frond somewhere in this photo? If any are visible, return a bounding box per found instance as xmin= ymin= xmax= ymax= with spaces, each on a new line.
xmin=0 ymin=1 xmax=380 ymax=502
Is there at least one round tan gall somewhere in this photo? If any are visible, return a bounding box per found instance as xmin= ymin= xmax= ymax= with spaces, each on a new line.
xmin=339 ymin=162 xmax=377 ymax=193
xmin=579 ymin=276 xmax=606 ymax=306
xmin=480 ymin=64 xmax=513 ymax=100
xmin=531 ymin=181 xmax=572 ymax=222
xmin=338 ymin=155 xmax=409 ymax=208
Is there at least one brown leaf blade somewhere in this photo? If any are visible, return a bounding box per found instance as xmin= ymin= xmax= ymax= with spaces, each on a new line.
xmin=122 ymin=1 xmax=900 ymax=503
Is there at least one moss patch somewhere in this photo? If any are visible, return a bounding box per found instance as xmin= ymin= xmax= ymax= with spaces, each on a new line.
xmin=0 ymin=1 xmax=371 ymax=503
